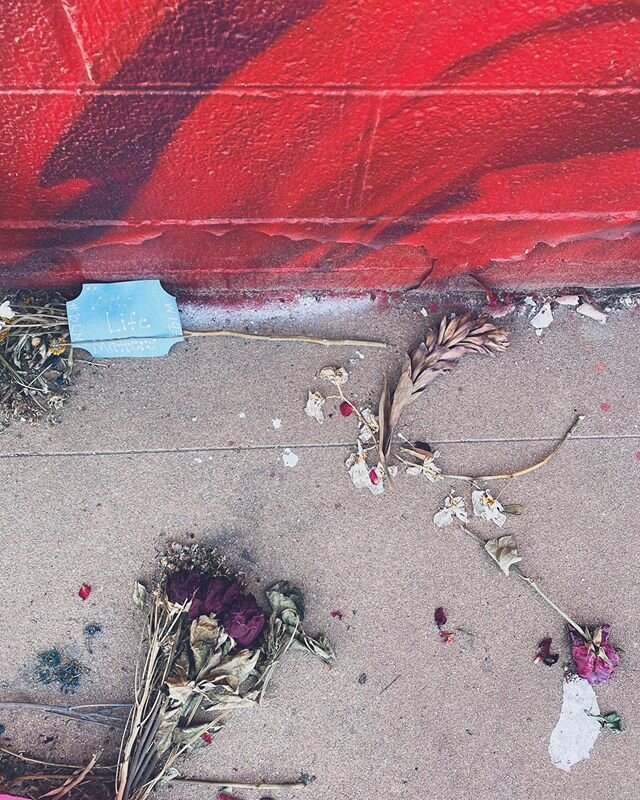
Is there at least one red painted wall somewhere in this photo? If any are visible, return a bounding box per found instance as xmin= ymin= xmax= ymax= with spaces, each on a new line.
xmin=1 ymin=0 xmax=640 ymax=291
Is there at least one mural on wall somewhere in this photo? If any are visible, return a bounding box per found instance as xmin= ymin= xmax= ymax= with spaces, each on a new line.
xmin=1 ymin=0 xmax=640 ymax=291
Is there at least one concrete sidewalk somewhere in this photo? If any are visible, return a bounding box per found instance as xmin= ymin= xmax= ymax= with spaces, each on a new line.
xmin=0 ymin=294 xmax=638 ymax=800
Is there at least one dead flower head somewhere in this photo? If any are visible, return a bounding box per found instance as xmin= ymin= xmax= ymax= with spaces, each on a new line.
xmin=433 ymin=492 xmax=468 ymax=527
xmin=318 ymin=366 xmax=349 ymax=386
xmin=305 ymin=390 xmax=325 ymax=424
xmin=401 ymin=442 xmax=442 ymax=482
xmin=472 ymin=489 xmax=506 ymax=527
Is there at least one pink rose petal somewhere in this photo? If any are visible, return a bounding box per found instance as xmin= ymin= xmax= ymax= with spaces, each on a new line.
xmin=78 ymin=584 xmax=91 ymax=600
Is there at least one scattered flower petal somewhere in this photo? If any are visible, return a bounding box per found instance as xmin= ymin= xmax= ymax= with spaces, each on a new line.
xmin=368 ymin=468 xmax=379 ymax=485
xmin=484 ymin=535 xmax=522 ymax=575
xmin=318 ymin=366 xmax=349 ymax=386
xmin=433 ymin=493 xmax=468 ymax=528
xmin=271 ymin=418 xmax=282 ymax=429
xmin=549 ymin=675 xmax=601 ymax=772
xmin=358 ymin=407 xmax=379 ymax=442
xmin=202 ymin=731 xmax=213 ymax=745
xmin=419 ymin=307 xmax=428 ymax=317
xmin=339 ymin=400 xmax=353 ymax=417
xmin=569 ymin=625 xmax=619 ymax=684
xmin=472 ymin=490 xmax=506 ymax=527
xmin=434 ymin=607 xmax=447 ymax=629
xmin=599 ymin=402 xmax=610 ymax=414
xmin=576 ymin=303 xmax=607 ymax=324
xmin=78 ymin=584 xmax=91 ymax=600
xmin=535 ymin=637 xmax=559 ymax=666
xmin=345 ymin=443 xmax=384 ymax=495
xmin=439 ymin=630 xmax=455 ymax=645
xmin=304 ymin=390 xmax=325 ymax=424
xmin=595 ymin=362 xmax=606 ymax=374
xmin=281 ymin=448 xmax=299 ymax=467
xmin=330 ymin=610 xmax=344 ymax=620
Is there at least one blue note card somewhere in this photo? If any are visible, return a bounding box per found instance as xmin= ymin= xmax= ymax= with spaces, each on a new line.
xmin=67 ymin=280 xmax=184 ymax=358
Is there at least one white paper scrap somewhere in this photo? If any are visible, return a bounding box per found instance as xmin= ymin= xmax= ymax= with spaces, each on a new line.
xmin=549 ymin=676 xmax=601 ymax=773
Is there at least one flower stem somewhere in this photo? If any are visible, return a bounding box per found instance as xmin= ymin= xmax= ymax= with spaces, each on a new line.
xmin=512 ymin=568 xmax=588 ymax=639
xmin=174 ymin=777 xmax=305 ymax=791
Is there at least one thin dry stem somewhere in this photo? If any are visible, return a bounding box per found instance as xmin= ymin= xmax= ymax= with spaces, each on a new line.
xmin=441 ymin=414 xmax=584 ymax=482
xmin=174 ymin=777 xmax=306 ymax=790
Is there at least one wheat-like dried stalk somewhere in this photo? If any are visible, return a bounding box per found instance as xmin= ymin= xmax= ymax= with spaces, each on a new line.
xmin=378 ymin=313 xmax=509 ymax=462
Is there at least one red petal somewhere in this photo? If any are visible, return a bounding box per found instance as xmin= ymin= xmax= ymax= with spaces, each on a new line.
xmin=439 ymin=630 xmax=455 ymax=645
xmin=202 ymin=731 xmax=213 ymax=745
xmin=339 ymin=401 xmax=354 ymax=417
xmin=330 ymin=610 xmax=344 ymax=620
xmin=369 ymin=469 xmax=380 ymax=485
xmin=78 ymin=584 xmax=91 ymax=600
xmin=434 ymin=607 xmax=447 ymax=629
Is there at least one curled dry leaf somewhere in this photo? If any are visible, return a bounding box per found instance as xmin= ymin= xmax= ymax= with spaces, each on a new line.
xmin=304 ymin=390 xmax=325 ymax=424
xmin=319 ymin=366 xmax=349 ymax=386
xmin=484 ymin=535 xmax=522 ymax=575
xmin=379 ymin=313 xmax=508 ymax=463
xmin=133 ymin=581 xmax=148 ymax=610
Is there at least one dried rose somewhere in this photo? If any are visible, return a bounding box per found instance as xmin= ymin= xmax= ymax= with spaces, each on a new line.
xmin=222 ymin=593 xmax=266 ymax=647
xmin=166 ymin=570 xmax=202 ymax=607
xmin=434 ymin=607 xmax=447 ymax=629
xmin=202 ymin=576 xmax=241 ymax=616
xmin=569 ymin=625 xmax=619 ymax=684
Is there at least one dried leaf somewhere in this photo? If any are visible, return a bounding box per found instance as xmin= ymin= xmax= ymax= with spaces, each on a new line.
xmin=132 ymin=581 xmax=147 ymax=610
xmin=190 ymin=616 xmax=222 ymax=674
xmin=484 ymin=535 xmax=522 ymax=575
xmin=379 ymin=314 xmax=508 ymax=460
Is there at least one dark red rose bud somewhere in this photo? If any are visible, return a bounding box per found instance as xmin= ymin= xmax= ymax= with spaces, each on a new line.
xmin=222 ymin=593 xmax=266 ymax=647
xmin=339 ymin=401 xmax=353 ymax=417
xmin=369 ymin=469 xmax=380 ymax=485
xmin=166 ymin=570 xmax=202 ymax=605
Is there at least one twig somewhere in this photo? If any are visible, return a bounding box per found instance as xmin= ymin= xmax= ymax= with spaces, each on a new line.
xmin=40 ymin=754 xmax=98 ymax=799
xmin=185 ymin=330 xmax=386 ymax=347
xmin=174 ymin=777 xmax=306 ymax=791
xmin=441 ymin=414 xmax=584 ymax=482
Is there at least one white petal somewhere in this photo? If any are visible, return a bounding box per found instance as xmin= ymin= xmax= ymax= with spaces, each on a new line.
xmin=406 ymin=466 xmax=422 ymax=477
xmin=318 ymin=366 xmax=349 ymax=385
xmin=472 ymin=490 xmax=486 ymax=517
xmin=304 ymin=390 xmax=325 ymax=424
xmin=433 ymin=507 xmax=454 ymax=528
xmin=556 ymin=294 xmax=580 ymax=306
xmin=348 ymin=459 xmax=371 ymax=489
xmin=271 ymin=418 xmax=282 ymax=429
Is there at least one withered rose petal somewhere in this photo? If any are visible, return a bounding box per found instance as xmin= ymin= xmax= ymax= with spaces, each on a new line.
xmin=434 ymin=607 xmax=447 ymax=629
xmin=339 ymin=401 xmax=353 ymax=417
xmin=222 ymin=594 xmax=266 ymax=647
xmin=166 ymin=570 xmax=202 ymax=605
xmin=78 ymin=584 xmax=91 ymax=601
xmin=199 ymin=577 xmax=240 ymax=614
xmin=570 ymin=624 xmax=620 ymax=684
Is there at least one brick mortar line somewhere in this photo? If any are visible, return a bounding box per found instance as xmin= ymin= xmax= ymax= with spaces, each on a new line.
xmin=0 ymin=434 xmax=637 ymax=460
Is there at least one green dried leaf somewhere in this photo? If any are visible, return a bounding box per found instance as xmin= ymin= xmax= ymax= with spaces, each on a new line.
xmin=484 ymin=535 xmax=522 ymax=576
xmin=588 ymin=711 xmax=624 ymax=734
xmin=133 ymin=581 xmax=148 ymax=610
xmin=290 ymin=632 xmax=335 ymax=664
xmin=266 ymin=581 xmax=305 ymax=619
